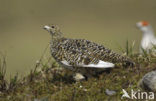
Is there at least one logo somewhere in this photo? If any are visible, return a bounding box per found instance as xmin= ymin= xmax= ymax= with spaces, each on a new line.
xmin=121 ymin=89 xmax=154 ymax=100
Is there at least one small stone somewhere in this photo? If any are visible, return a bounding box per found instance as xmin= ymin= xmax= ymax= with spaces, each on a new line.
xmin=105 ymin=89 xmax=116 ymax=96
xmin=79 ymin=85 xmax=83 ymax=88
xmin=83 ymin=88 xmax=88 ymax=92
xmin=73 ymin=73 xmax=85 ymax=81
xmin=139 ymin=70 xmax=156 ymax=91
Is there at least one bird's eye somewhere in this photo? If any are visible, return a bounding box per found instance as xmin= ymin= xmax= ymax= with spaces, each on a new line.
xmin=51 ymin=26 xmax=55 ymax=28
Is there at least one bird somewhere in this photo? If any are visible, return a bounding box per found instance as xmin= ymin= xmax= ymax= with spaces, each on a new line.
xmin=43 ymin=24 xmax=134 ymax=79
xmin=136 ymin=21 xmax=156 ymax=53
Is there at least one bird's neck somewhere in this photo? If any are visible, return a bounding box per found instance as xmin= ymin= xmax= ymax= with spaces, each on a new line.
xmin=50 ymin=32 xmax=64 ymax=47
xmin=142 ymin=30 xmax=155 ymax=38
xmin=142 ymin=26 xmax=155 ymax=38
xmin=51 ymin=36 xmax=63 ymax=45
xmin=52 ymin=35 xmax=62 ymax=40
xmin=51 ymin=31 xmax=63 ymax=40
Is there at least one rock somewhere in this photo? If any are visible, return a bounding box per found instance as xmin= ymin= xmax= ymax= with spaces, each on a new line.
xmin=105 ymin=89 xmax=116 ymax=96
xmin=73 ymin=73 xmax=85 ymax=81
xmin=139 ymin=70 xmax=156 ymax=91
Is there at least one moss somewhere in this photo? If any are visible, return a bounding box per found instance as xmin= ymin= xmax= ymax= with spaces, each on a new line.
xmin=0 ymin=52 xmax=156 ymax=100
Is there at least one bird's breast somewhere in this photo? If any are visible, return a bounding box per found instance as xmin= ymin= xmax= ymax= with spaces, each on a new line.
xmin=141 ymin=36 xmax=154 ymax=50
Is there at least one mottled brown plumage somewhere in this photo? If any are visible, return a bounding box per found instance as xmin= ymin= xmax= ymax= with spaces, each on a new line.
xmin=43 ymin=25 xmax=134 ymax=77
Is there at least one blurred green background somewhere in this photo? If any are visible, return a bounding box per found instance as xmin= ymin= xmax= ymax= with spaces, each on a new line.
xmin=0 ymin=0 xmax=156 ymax=78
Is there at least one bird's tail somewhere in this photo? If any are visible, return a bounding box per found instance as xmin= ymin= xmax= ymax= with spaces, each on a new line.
xmin=111 ymin=52 xmax=135 ymax=67
xmin=118 ymin=55 xmax=135 ymax=67
xmin=102 ymin=49 xmax=135 ymax=67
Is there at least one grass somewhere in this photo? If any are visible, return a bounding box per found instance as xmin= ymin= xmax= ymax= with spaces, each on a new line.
xmin=0 ymin=54 xmax=7 ymax=92
xmin=0 ymin=42 xmax=156 ymax=101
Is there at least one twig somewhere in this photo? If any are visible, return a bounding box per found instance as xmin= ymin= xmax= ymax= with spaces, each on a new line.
xmin=33 ymin=44 xmax=49 ymax=73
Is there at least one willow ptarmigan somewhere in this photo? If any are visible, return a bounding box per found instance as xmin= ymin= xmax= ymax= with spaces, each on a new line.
xmin=136 ymin=21 xmax=156 ymax=53
xmin=43 ymin=25 xmax=134 ymax=79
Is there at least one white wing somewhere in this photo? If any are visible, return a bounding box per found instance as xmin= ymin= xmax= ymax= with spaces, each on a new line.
xmin=61 ymin=60 xmax=115 ymax=68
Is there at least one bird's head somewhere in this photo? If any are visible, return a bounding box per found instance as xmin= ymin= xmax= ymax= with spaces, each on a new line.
xmin=43 ymin=24 xmax=62 ymax=36
xmin=136 ymin=21 xmax=151 ymax=33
